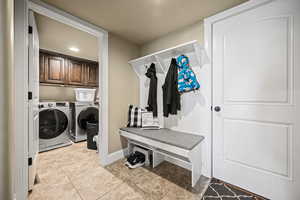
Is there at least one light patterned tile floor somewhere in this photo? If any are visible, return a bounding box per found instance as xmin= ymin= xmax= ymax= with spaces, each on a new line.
xmin=29 ymin=142 xmax=210 ymax=200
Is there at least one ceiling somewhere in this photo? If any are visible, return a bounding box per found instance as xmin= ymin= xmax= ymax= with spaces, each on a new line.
xmin=35 ymin=13 xmax=98 ymax=61
xmin=40 ymin=0 xmax=248 ymax=45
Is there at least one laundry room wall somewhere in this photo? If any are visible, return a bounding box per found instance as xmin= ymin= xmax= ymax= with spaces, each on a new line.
xmin=40 ymin=85 xmax=76 ymax=101
xmin=108 ymin=34 xmax=140 ymax=153
xmin=139 ymin=20 xmax=212 ymax=177
xmin=0 ymin=0 xmax=14 ymax=199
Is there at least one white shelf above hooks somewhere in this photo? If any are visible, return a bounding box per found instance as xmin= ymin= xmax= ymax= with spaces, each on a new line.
xmin=129 ymin=40 xmax=208 ymax=78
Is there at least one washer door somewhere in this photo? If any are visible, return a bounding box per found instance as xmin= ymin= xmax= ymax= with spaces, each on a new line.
xmin=78 ymin=107 xmax=98 ymax=130
xmin=39 ymin=109 xmax=68 ymax=139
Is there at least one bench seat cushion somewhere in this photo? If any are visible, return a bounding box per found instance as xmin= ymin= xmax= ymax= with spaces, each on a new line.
xmin=120 ymin=127 xmax=204 ymax=150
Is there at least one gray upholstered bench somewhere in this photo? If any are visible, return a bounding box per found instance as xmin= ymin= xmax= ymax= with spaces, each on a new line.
xmin=119 ymin=127 xmax=205 ymax=187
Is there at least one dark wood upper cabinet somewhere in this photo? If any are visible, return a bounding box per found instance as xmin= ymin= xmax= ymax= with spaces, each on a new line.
xmin=85 ymin=62 xmax=98 ymax=86
xmin=39 ymin=50 xmax=98 ymax=87
xmin=44 ymin=55 xmax=65 ymax=84
xmin=39 ymin=53 xmax=45 ymax=82
xmin=67 ymin=59 xmax=85 ymax=85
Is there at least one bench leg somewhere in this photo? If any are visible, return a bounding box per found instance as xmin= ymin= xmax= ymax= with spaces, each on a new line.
xmin=128 ymin=140 xmax=134 ymax=156
xmin=152 ymin=151 xmax=164 ymax=168
xmin=190 ymin=144 xmax=202 ymax=187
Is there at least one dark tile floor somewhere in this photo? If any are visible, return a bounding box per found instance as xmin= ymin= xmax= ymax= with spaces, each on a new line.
xmin=201 ymin=178 xmax=268 ymax=200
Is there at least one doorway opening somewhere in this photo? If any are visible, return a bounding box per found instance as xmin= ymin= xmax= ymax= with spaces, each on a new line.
xmin=14 ymin=1 xmax=109 ymax=199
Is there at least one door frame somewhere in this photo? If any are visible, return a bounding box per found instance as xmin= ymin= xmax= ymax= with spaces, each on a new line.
xmin=14 ymin=0 xmax=109 ymax=199
xmin=203 ymin=0 xmax=274 ymax=178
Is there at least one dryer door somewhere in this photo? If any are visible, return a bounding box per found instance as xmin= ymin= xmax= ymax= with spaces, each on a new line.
xmin=77 ymin=107 xmax=99 ymax=130
xmin=39 ymin=109 xmax=68 ymax=139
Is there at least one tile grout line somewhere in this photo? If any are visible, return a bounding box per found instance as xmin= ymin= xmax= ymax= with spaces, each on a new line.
xmin=125 ymin=178 xmax=157 ymax=200
xmin=62 ymin=160 xmax=86 ymax=200
xmin=107 ymin=165 xmax=150 ymax=199
xmin=61 ymin=155 xmax=123 ymax=200
xmin=130 ymin=175 xmax=165 ymax=200
xmin=32 ymin=143 xmax=94 ymax=200
xmin=95 ymin=181 xmax=124 ymax=200
xmin=105 ymin=164 xmax=151 ymax=199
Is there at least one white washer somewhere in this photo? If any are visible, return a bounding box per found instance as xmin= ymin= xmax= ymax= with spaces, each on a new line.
xmin=39 ymin=102 xmax=72 ymax=152
xmin=69 ymin=102 xmax=99 ymax=142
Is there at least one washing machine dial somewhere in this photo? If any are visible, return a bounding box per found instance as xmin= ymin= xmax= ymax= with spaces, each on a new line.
xmin=48 ymin=103 xmax=54 ymax=108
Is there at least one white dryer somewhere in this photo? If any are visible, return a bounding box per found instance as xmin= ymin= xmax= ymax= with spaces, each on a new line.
xmin=39 ymin=102 xmax=72 ymax=152
xmin=69 ymin=102 xmax=99 ymax=142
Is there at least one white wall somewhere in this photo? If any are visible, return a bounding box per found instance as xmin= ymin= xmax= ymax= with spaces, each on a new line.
xmin=140 ymin=21 xmax=212 ymax=177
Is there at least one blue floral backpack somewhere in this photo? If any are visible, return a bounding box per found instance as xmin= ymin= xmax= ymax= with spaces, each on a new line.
xmin=176 ymin=55 xmax=200 ymax=93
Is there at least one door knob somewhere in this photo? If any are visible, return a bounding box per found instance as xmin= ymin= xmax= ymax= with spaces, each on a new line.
xmin=214 ymin=106 xmax=221 ymax=112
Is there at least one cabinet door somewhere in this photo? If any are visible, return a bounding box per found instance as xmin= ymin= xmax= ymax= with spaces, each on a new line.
xmin=85 ymin=62 xmax=98 ymax=86
xmin=39 ymin=53 xmax=45 ymax=82
xmin=44 ymin=55 xmax=65 ymax=84
xmin=68 ymin=59 xmax=85 ymax=85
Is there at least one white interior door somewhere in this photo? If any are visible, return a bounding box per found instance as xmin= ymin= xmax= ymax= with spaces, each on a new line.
xmin=28 ymin=10 xmax=39 ymax=191
xmin=212 ymin=0 xmax=300 ymax=199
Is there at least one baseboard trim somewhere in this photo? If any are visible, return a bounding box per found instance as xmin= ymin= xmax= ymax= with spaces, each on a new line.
xmin=106 ymin=148 xmax=128 ymax=165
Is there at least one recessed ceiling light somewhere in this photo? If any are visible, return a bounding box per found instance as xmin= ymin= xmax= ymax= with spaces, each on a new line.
xmin=69 ymin=47 xmax=80 ymax=52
